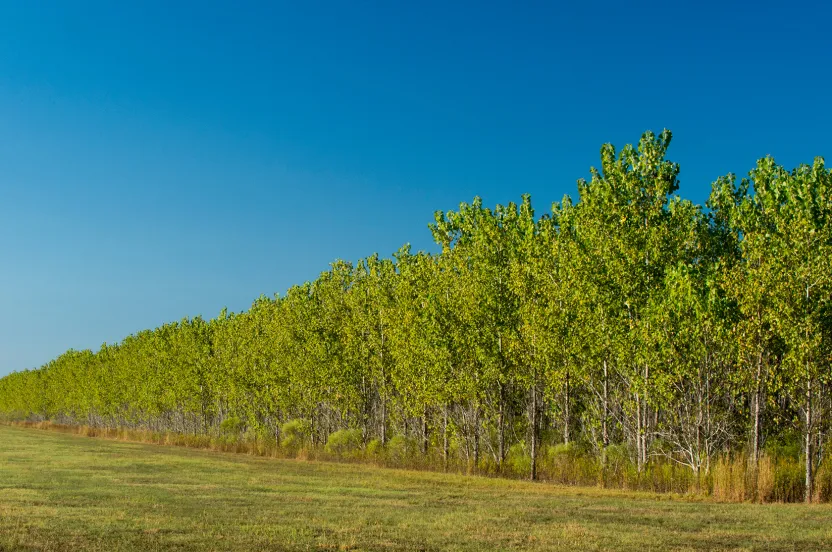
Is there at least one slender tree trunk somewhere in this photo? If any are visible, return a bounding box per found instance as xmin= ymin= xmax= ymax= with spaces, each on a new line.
xmin=530 ymin=382 xmax=538 ymax=481
xmin=473 ymin=406 xmax=480 ymax=469
xmin=804 ymin=284 xmax=814 ymax=503
xmin=361 ymin=375 xmax=369 ymax=443
xmin=443 ymin=405 xmax=449 ymax=471
xmin=199 ymin=385 xmax=208 ymax=434
xmin=379 ymin=334 xmax=388 ymax=446
xmin=752 ymin=350 xmax=763 ymax=464
xmin=498 ymin=382 xmax=505 ymax=467
xmin=635 ymin=391 xmax=643 ymax=473
xmin=602 ymin=359 xmax=609 ymax=463
xmin=381 ymin=400 xmax=387 ymax=445
xmin=805 ymin=367 xmax=813 ymax=503
xmin=422 ymin=406 xmax=429 ymax=455
xmin=642 ymin=364 xmax=650 ymax=470
xmin=696 ymin=371 xmax=703 ymax=491
xmin=310 ymin=406 xmax=316 ymax=446
xmin=563 ymin=369 xmax=570 ymax=445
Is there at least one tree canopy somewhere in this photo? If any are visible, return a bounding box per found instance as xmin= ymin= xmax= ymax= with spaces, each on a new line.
xmin=2 ymin=130 xmax=830 ymax=501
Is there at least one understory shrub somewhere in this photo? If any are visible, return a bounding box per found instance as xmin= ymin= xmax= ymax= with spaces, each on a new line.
xmin=540 ymin=443 xmax=598 ymax=485
xmin=506 ymin=442 xmax=530 ymax=476
xmin=325 ymin=428 xmax=362 ymax=458
xmin=365 ymin=438 xmax=383 ymax=458
xmin=386 ymin=434 xmax=418 ymax=465
xmin=281 ymin=419 xmax=311 ymax=453
xmin=220 ymin=415 xmax=245 ymax=435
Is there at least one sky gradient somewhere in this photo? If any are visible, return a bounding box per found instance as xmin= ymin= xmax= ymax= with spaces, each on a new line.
xmin=1 ymin=1 xmax=830 ymax=376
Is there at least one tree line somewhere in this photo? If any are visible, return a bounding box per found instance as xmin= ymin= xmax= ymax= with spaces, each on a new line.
xmin=2 ymin=131 xmax=831 ymax=501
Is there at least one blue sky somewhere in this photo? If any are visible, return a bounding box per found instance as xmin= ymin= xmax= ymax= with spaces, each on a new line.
xmin=1 ymin=1 xmax=830 ymax=376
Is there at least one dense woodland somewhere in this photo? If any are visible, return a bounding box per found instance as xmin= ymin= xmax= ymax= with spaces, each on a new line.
xmin=2 ymin=131 xmax=831 ymax=502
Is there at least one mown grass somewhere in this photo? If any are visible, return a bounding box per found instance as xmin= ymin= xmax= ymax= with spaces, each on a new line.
xmin=1 ymin=425 xmax=831 ymax=551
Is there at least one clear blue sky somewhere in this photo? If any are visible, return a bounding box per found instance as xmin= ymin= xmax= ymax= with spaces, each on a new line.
xmin=1 ymin=1 xmax=829 ymax=376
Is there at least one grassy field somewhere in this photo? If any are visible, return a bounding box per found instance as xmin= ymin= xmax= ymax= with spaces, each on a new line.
xmin=1 ymin=426 xmax=830 ymax=551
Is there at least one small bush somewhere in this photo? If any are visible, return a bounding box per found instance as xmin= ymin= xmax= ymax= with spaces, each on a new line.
xmin=281 ymin=419 xmax=311 ymax=453
xmin=506 ymin=442 xmax=530 ymax=477
xmin=325 ymin=429 xmax=362 ymax=458
xmin=764 ymin=431 xmax=802 ymax=461
xmin=541 ymin=442 xmax=598 ymax=485
xmin=220 ymin=416 xmax=245 ymax=435
xmin=366 ymin=438 xmax=383 ymax=458
xmin=386 ymin=435 xmax=418 ymax=465
xmin=600 ymin=444 xmax=632 ymax=487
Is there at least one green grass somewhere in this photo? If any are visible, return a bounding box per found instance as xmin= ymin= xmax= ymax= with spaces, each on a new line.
xmin=1 ymin=425 xmax=831 ymax=551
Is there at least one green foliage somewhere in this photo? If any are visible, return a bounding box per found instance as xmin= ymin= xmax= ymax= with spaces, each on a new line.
xmin=220 ymin=416 xmax=245 ymax=435
xmin=280 ymin=419 xmax=311 ymax=452
xmin=765 ymin=431 xmax=803 ymax=461
xmin=385 ymin=434 xmax=418 ymax=464
xmin=365 ymin=438 xmax=383 ymax=457
xmin=772 ymin=460 xmax=805 ymax=503
xmin=1 ymin=130 xmax=830 ymax=502
xmin=324 ymin=429 xmax=362 ymax=457
xmin=506 ymin=442 xmax=531 ymax=476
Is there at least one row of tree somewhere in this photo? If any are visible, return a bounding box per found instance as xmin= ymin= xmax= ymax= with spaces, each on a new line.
xmin=2 ymin=131 xmax=830 ymax=500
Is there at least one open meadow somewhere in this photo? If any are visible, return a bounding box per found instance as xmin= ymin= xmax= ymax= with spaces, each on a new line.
xmin=1 ymin=425 xmax=831 ymax=551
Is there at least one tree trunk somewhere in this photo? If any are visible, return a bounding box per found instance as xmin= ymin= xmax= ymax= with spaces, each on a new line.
xmin=805 ymin=368 xmax=813 ymax=503
xmin=530 ymin=382 xmax=538 ymax=481
xmin=443 ymin=405 xmax=449 ymax=471
xmin=563 ymin=370 xmax=570 ymax=445
xmin=498 ymin=382 xmax=505 ymax=467
xmin=602 ymin=359 xmax=609 ymax=466
xmin=473 ymin=407 xmax=480 ymax=470
xmin=696 ymin=390 xmax=703 ymax=489
xmin=752 ymin=350 xmax=763 ymax=464
xmin=310 ymin=407 xmax=316 ymax=446
xmin=361 ymin=376 xmax=369 ymax=444
xmin=381 ymin=400 xmax=387 ymax=445
xmin=641 ymin=364 xmax=650 ymax=470
xmin=635 ymin=391 xmax=643 ymax=473
xmin=422 ymin=406 xmax=429 ymax=455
